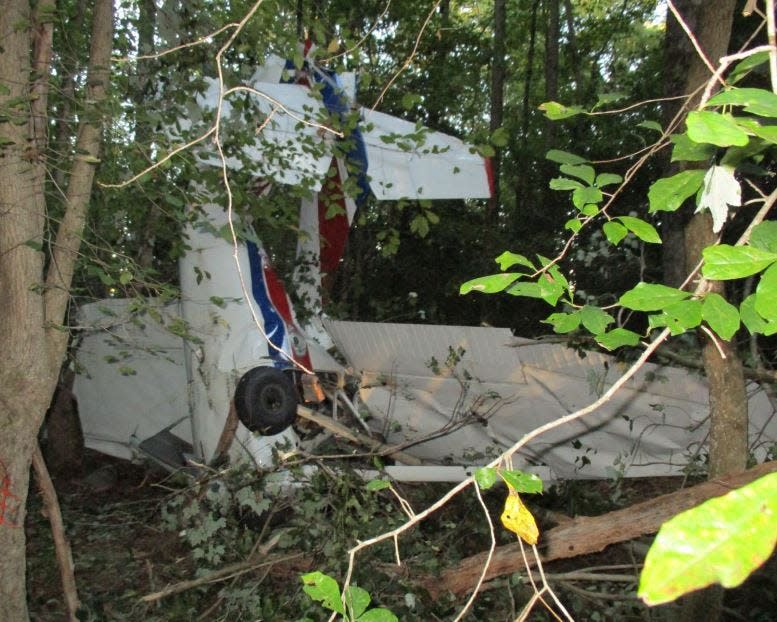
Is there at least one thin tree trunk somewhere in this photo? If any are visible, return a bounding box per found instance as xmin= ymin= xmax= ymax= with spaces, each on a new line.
xmin=487 ymin=0 xmax=506 ymax=222
xmin=0 ymin=1 xmax=114 ymax=618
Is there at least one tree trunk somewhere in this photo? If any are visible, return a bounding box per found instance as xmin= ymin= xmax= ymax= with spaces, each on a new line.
xmin=487 ymin=0 xmax=506 ymax=222
xmin=661 ymin=2 xmax=740 ymax=619
xmin=0 ymin=1 xmax=114 ymax=618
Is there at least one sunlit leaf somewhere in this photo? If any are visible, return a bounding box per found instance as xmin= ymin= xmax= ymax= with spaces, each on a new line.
xmin=728 ymin=51 xmax=769 ymax=84
xmin=539 ymin=101 xmax=585 ymax=120
xmin=460 ymin=273 xmax=520 ymax=295
xmin=740 ymin=294 xmax=777 ymax=336
xmin=365 ymin=479 xmax=391 ymax=492
xmin=620 ymin=283 xmax=690 ymax=311
xmin=617 ymin=216 xmax=661 ymax=243
xmin=603 ymin=221 xmax=628 ymax=245
xmin=687 ymin=111 xmax=750 ymax=147
xmin=495 ymin=251 xmax=536 ymax=271
xmin=670 ymin=133 xmax=717 ymax=162
xmin=647 ymin=300 xmax=703 ymax=336
xmin=638 ymin=473 xmax=777 ymax=606
xmin=702 ymin=245 xmax=777 ymax=280
xmin=706 ymin=87 xmax=777 ymax=118
xmin=595 ymin=172 xmax=623 ymax=187
xmin=572 ymin=186 xmax=603 ymax=209
xmin=344 ymin=585 xmax=371 ymax=619
xmin=648 ymin=170 xmax=705 ymax=213
xmin=565 ymin=218 xmax=583 ymax=233
xmin=301 ymin=572 xmax=344 ymax=615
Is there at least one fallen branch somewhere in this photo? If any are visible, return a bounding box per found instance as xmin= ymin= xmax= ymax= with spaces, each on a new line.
xmin=421 ymin=460 xmax=777 ymax=597
xmin=296 ymin=406 xmax=423 ymax=466
xmin=140 ymin=550 xmax=307 ymax=603
xmin=32 ymin=443 xmax=80 ymax=621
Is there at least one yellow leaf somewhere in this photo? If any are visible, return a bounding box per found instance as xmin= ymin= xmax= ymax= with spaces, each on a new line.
xmin=327 ymin=39 xmax=340 ymax=54
xmin=501 ymin=489 xmax=539 ymax=545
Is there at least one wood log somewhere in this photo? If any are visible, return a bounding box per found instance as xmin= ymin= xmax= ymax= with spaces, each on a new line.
xmin=421 ymin=460 xmax=777 ymax=597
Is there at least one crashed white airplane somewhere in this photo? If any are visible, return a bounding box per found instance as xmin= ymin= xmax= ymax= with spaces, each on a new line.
xmin=73 ymin=50 xmax=777 ymax=482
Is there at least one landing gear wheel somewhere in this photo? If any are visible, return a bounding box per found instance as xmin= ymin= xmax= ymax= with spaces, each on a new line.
xmin=234 ymin=367 xmax=297 ymax=435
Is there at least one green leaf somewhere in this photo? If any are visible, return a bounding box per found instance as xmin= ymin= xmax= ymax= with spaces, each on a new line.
xmin=755 ymin=263 xmax=777 ymax=322
xmin=648 ymin=170 xmax=705 ymax=213
xmin=705 ymin=87 xmax=777 ymax=118
xmin=365 ymin=479 xmax=391 ymax=492
xmin=740 ymin=294 xmax=777 ymax=336
xmin=565 ymin=218 xmax=583 ymax=233
xmin=495 ymin=251 xmax=536 ymax=271
xmin=539 ymin=101 xmax=584 ymax=120
xmin=602 ymin=221 xmax=628 ymax=245
xmin=616 ymin=216 xmax=661 ymax=243
xmin=580 ymin=306 xmax=614 ymax=335
xmin=358 ymin=608 xmax=399 ymax=622
xmin=595 ymin=172 xmax=623 ymax=188
xmin=500 ymin=470 xmax=543 ymax=494
xmin=638 ymin=472 xmax=777 ymax=606
xmin=670 ymin=133 xmax=717 ymax=162
xmin=686 ymin=111 xmax=750 ymax=147
xmin=345 ymin=585 xmax=371 ymax=619
xmin=546 ymin=149 xmax=587 ymax=165
xmin=506 ymin=281 xmax=544 ymax=299
xmin=647 ymin=300 xmax=703 ymax=336
xmin=736 ymin=118 xmax=777 ymax=144
xmin=544 ymin=311 xmax=581 ymax=334
xmin=581 ymin=204 xmax=599 ymax=217
xmin=538 ymin=274 xmax=564 ymax=306
xmin=596 ymin=91 xmax=626 ymax=106
xmin=491 ymin=127 xmax=509 ymax=147
xmin=637 ymin=120 xmax=663 ymax=133
xmin=750 ymin=221 xmax=777 ymax=254
xmin=572 ymin=186 xmax=603 ymax=209
xmin=549 ymin=177 xmax=584 ymax=191
xmin=474 ymin=467 xmax=498 ymax=490
xmin=478 ymin=143 xmax=496 ymax=158
xmin=701 ymin=293 xmax=740 ymax=341
xmin=401 ymin=92 xmax=422 ymax=110
xmin=728 ymin=51 xmax=769 ymax=84
xmin=620 ymin=283 xmax=690 ymax=311
xmin=560 ymin=164 xmax=596 ymax=185
xmin=119 ymin=271 xmax=133 ymax=285
xmin=460 ymin=273 xmax=520 ymax=295
xmin=701 ymin=245 xmax=777 ymax=280
xmin=596 ymin=328 xmax=640 ymax=351
xmin=301 ymin=572 xmax=344 ymax=614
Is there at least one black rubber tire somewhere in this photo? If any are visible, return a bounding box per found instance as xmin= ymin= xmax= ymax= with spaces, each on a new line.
xmin=234 ymin=367 xmax=297 ymax=435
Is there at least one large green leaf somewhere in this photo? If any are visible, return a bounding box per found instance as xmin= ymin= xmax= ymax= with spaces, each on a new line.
xmin=638 ymin=472 xmax=777 ymax=606
xmin=706 ymin=87 xmax=777 ymax=118
xmin=560 ymin=163 xmax=596 ymax=185
xmin=539 ymin=101 xmax=584 ymax=120
xmin=596 ymin=328 xmax=640 ymax=351
xmin=750 ymin=221 xmax=777 ymax=254
xmin=686 ymin=111 xmax=750 ymax=147
xmin=345 ymin=586 xmax=371 ymax=619
xmin=616 ymin=216 xmax=661 ymax=243
xmin=754 ymin=263 xmax=777 ymax=321
xmin=648 ymin=170 xmax=705 ymax=213
xmin=546 ymin=149 xmax=587 ymax=165
xmin=580 ymin=305 xmax=614 ymax=335
xmin=572 ymin=186 xmax=603 ymax=209
xmin=701 ymin=293 xmax=740 ymax=341
xmin=544 ymin=311 xmax=581 ymax=333
xmin=602 ymin=221 xmax=628 ymax=245
xmin=741 ymin=294 xmax=777 ymax=336
xmin=460 ymin=273 xmax=521 ymax=295
xmin=495 ymin=251 xmax=536 ymax=271
xmin=701 ymin=245 xmax=777 ymax=280
xmin=670 ymin=133 xmax=717 ymax=162
xmin=500 ymin=470 xmax=543 ymax=494
xmin=301 ymin=572 xmax=344 ymax=615
xmin=647 ymin=300 xmax=703 ymax=336
xmin=620 ymin=283 xmax=690 ymax=311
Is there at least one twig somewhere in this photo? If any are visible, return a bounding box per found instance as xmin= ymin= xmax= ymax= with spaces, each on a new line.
xmin=32 ymin=444 xmax=80 ymax=621
xmin=667 ymin=0 xmax=724 ymax=86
